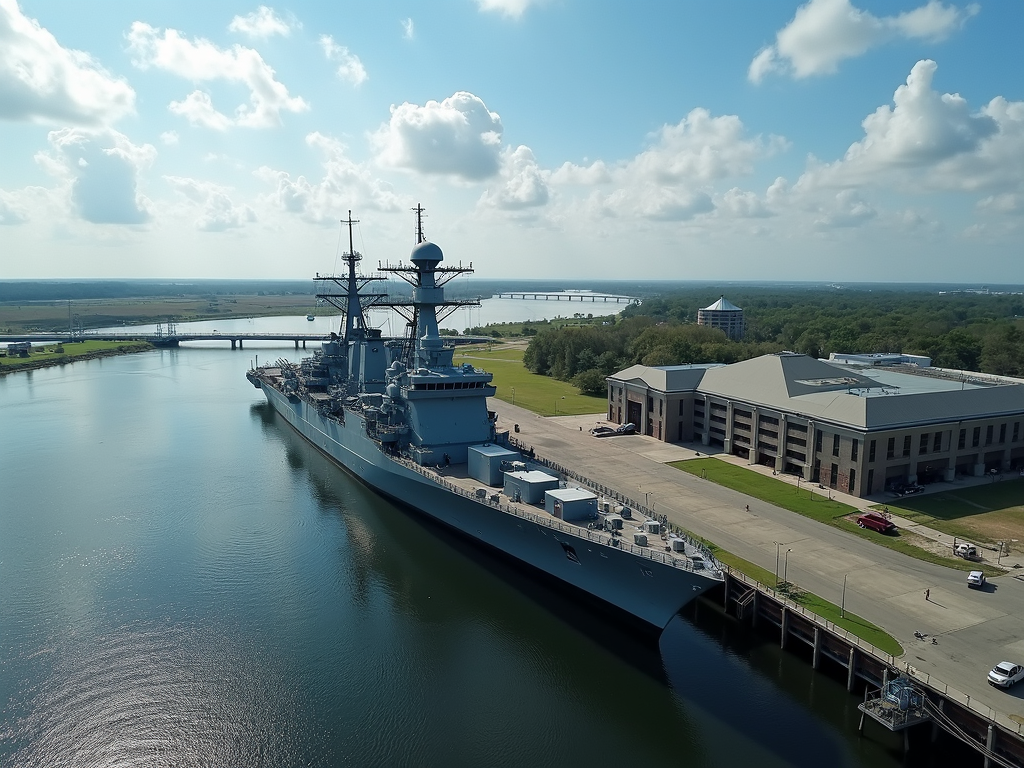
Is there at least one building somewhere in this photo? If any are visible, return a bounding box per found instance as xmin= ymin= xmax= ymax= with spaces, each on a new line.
xmin=697 ymin=296 xmax=744 ymax=340
xmin=606 ymin=353 xmax=1024 ymax=497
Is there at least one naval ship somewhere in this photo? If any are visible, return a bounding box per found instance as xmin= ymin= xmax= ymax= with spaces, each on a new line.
xmin=247 ymin=206 xmax=723 ymax=630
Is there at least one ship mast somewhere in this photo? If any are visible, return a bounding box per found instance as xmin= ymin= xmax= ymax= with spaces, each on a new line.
xmin=313 ymin=211 xmax=388 ymax=345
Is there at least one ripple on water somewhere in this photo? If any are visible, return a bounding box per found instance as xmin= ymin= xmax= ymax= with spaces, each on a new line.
xmin=2 ymin=621 xmax=317 ymax=768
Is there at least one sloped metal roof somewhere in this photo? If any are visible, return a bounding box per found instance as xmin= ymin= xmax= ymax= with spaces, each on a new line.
xmin=702 ymin=296 xmax=742 ymax=312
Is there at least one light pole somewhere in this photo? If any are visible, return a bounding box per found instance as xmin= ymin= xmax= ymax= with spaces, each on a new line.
xmin=841 ymin=574 xmax=848 ymax=618
xmin=774 ymin=541 xmax=781 ymax=587
xmin=511 ymin=387 xmax=515 ymax=406
xmin=783 ymin=549 xmax=792 ymax=587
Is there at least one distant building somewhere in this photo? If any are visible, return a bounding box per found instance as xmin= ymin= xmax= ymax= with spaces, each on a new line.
xmin=6 ymin=342 xmax=31 ymax=358
xmin=606 ymin=353 xmax=1024 ymax=497
xmin=697 ymin=296 xmax=744 ymax=340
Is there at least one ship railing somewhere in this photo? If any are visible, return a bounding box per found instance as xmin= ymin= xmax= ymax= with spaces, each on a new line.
xmin=387 ymin=451 xmax=715 ymax=576
xmin=503 ymin=435 xmax=724 ymax=575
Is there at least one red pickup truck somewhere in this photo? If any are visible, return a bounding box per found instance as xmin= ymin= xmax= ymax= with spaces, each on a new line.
xmin=857 ymin=512 xmax=896 ymax=534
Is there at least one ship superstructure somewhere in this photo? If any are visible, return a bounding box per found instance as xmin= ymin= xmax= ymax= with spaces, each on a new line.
xmin=247 ymin=206 xmax=723 ymax=630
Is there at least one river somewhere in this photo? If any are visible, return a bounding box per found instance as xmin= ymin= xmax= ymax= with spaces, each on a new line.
xmin=0 ymin=344 xmax=968 ymax=767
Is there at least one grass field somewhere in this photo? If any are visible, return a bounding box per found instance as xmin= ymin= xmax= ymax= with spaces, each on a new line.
xmin=706 ymin=545 xmax=903 ymax=655
xmin=672 ymin=458 xmax=1001 ymax=576
xmin=874 ymin=479 xmax=1024 ymax=558
xmin=452 ymin=344 xmax=606 ymax=417
xmin=0 ymin=339 xmax=153 ymax=371
xmin=0 ymin=294 xmax=317 ymax=333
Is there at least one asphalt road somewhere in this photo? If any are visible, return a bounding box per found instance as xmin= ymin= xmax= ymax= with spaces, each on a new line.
xmin=492 ymin=401 xmax=1024 ymax=725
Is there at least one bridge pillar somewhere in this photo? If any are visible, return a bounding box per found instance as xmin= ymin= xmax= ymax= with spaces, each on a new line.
xmin=231 ymin=340 xmax=236 ymax=350
xmin=295 ymin=340 xmax=299 ymax=349
xmin=303 ymin=340 xmax=306 ymax=349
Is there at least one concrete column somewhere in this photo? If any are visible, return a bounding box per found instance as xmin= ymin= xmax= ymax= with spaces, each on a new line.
xmin=985 ymin=724 xmax=995 ymax=768
xmin=751 ymin=591 xmax=759 ymax=628
xmin=812 ymin=626 xmax=821 ymax=669
xmin=804 ymin=421 xmax=816 ymax=481
xmin=780 ymin=607 xmax=789 ymax=649
xmin=723 ymin=573 xmax=730 ymax=610
xmin=775 ymin=414 xmax=787 ymax=472
xmin=724 ymin=402 xmax=735 ymax=454
xmin=847 ymin=648 xmax=857 ymax=691
xmin=238 ymin=339 xmax=243 ymax=349
xmin=231 ymin=339 xmax=236 ymax=350
xmin=749 ymin=407 xmax=759 ymax=465
xmin=295 ymin=340 xmax=299 ymax=349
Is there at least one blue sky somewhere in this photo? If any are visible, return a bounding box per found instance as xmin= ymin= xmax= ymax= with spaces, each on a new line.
xmin=0 ymin=0 xmax=1020 ymax=282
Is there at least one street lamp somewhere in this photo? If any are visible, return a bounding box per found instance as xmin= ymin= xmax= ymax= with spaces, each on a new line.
xmin=511 ymin=387 xmax=515 ymax=406
xmin=774 ymin=541 xmax=781 ymax=587
xmin=841 ymin=574 xmax=848 ymax=618
xmin=783 ymin=548 xmax=792 ymax=586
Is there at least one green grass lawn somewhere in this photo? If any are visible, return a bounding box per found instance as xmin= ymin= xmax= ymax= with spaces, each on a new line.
xmin=453 ymin=345 xmax=605 ymax=416
xmin=0 ymin=340 xmax=152 ymax=370
xmin=706 ymin=544 xmax=903 ymax=656
xmin=673 ymin=458 xmax=1000 ymax=576
xmin=873 ymin=480 xmax=1024 ymax=547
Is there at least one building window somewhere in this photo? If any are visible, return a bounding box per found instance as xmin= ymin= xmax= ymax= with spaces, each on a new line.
xmin=812 ymin=459 xmax=821 ymax=483
xmin=849 ymin=468 xmax=856 ymax=494
xmin=832 ymin=434 xmax=840 ymax=457
xmin=959 ymin=429 xmax=966 ymax=450
xmin=986 ymin=425 xmax=993 ymax=445
xmin=903 ymin=435 xmax=911 ymax=457
xmin=887 ymin=437 xmax=895 ymax=460
xmin=1014 ymin=422 xmax=1020 ymax=443
xmin=868 ymin=440 xmax=876 ymax=463
xmin=851 ymin=439 xmax=859 ymax=462
xmin=815 ymin=430 xmax=823 ymax=453
xmin=648 ymin=396 xmax=654 ymax=411
xmin=830 ymin=463 xmax=839 ymax=489
xmin=679 ymin=400 xmax=685 ymax=416
xmin=867 ymin=468 xmax=874 ymax=494
xmin=934 ymin=432 xmax=942 ymax=452
xmin=919 ymin=433 xmax=929 ymax=455
xmin=973 ymin=427 xmax=980 ymax=447
xmin=999 ymin=423 xmax=1006 ymax=443
xmin=659 ymin=399 xmax=663 ymax=416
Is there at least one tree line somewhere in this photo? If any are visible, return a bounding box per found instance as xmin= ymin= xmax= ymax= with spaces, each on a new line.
xmin=523 ymin=288 xmax=1024 ymax=395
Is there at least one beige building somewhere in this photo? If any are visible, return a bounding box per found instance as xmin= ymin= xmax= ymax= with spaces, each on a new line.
xmin=697 ymin=296 xmax=744 ymax=340
xmin=606 ymin=353 xmax=1024 ymax=497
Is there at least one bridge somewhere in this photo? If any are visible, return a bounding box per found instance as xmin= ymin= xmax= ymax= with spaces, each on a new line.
xmin=494 ymin=291 xmax=639 ymax=304
xmin=0 ymin=332 xmax=496 ymax=350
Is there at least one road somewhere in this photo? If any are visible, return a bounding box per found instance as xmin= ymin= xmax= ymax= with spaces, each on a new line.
xmin=490 ymin=400 xmax=1024 ymax=725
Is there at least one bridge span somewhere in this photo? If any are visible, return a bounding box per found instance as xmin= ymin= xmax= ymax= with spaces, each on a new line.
xmin=494 ymin=291 xmax=639 ymax=304
xmin=0 ymin=332 xmax=494 ymax=350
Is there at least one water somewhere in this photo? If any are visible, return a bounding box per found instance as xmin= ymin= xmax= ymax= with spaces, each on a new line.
xmin=0 ymin=348 xmax=964 ymax=767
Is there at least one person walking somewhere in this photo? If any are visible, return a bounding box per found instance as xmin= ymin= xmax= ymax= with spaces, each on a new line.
xmin=925 ymin=588 xmax=930 ymax=601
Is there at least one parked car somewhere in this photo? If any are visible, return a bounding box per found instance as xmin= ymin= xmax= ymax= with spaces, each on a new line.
xmin=591 ymin=422 xmax=636 ymax=438
xmin=955 ymin=543 xmax=978 ymax=560
xmin=967 ymin=570 xmax=986 ymax=588
xmin=856 ymin=512 xmax=896 ymax=534
xmin=988 ymin=662 xmax=1024 ymax=688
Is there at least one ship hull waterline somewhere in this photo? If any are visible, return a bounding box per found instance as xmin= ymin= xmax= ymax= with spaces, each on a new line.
xmin=254 ymin=381 xmax=721 ymax=632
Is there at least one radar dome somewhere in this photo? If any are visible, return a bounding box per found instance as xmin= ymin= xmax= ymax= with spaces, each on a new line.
xmin=410 ymin=241 xmax=443 ymax=266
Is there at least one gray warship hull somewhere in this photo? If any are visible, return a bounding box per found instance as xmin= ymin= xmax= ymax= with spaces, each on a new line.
xmin=255 ymin=381 xmax=722 ymax=630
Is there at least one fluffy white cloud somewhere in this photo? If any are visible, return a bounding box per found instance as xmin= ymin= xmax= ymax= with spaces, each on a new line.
xmin=0 ymin=0 xmax=134 ymax=125
xmin=372 ymin=92 xmax=503 ymax=181
xmin=159 ymin=130 xmax=179 ymax=145
xmin=127 ymin=22 xmax=308 ymax=128
xmin=37 ymin=128 xmax=155 ymax=224
xmin=228 ymin=6 xmax=296 ymax=38
xmin=401 ymin=18 xmax=414 ymax=39
xmin=549 ymin=160 xmax=611 ymax=186
xmin=475 ymin=0 xmax=542 ymax=19
xmin=812 ymin=190 xmax=877 ymax=228
xmin=717 ymin=188 xmax=773 ymax=218
xmin=258 ymin=132 xmax=404 ymax=222
xmin=319 ymin=35 xmax=367 ymax=86
xmin=165 ymin=176 xmax=256 ymax=231
xmin=0 ymin=188 xmax=28 ymax=224
xmin=625 ymin=109 xmax=787 ymax=185
xmin=480 ymin=146 xmax=549 ymax=210
xmin=795 ymin=60 xmax=1021 ymax=194
xmin=749 ymin=0 xmax=978 ymax=82
xmin=606 ymin=187 xmax=714 ymax=222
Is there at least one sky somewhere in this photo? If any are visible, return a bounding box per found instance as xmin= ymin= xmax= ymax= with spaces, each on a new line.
xmin=0 ymin=0 xmax=1021 ymax=282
